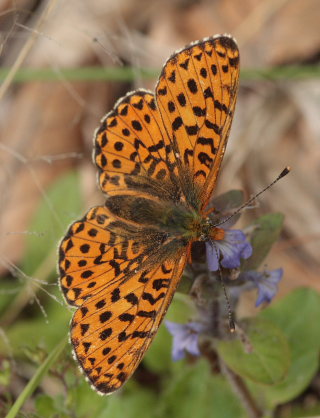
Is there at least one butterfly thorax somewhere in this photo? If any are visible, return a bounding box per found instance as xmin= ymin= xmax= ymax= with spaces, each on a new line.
xmin=105 ymin=194 xmax=225 ymax=243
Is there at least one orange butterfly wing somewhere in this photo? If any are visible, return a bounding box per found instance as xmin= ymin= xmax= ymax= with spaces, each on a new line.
xmin=59 ymin=205 xmax=187 ymax=393
xmin=94 ymin=91 xmax=180 ymax=199
xmin=156 ymin=35 xmax=239 ymax=210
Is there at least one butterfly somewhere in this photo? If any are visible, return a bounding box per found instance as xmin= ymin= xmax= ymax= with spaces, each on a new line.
xmin=59 ymin=34 xmax=240 ymax=394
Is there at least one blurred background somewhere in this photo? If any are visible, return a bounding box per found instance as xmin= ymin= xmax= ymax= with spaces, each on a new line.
xmin=0 ymin=0 xmax=319 ymax=417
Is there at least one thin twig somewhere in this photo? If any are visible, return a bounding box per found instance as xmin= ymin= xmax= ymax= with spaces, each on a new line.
xmin=0 ymin=0 xmax=58 ymax=101
xmin=219 ymin=359 xmax=263 ymax=418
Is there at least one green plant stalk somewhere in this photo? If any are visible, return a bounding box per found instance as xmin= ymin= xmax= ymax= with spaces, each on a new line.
xmin=0 ymin=65 xmax=319 ymax=83
xmin=219 ymin=359 xmax=263 ymax=418
xmin=5 ymin=336 xmax=68 ymax=418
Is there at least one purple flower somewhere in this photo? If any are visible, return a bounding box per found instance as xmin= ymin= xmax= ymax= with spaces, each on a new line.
xmin=165 ymin=321 xmax=204 ymax=361
xmin=240 ymin=268 xmax=283 ymax=306
xmin=206 ymin=229 xmax=252 ymax=271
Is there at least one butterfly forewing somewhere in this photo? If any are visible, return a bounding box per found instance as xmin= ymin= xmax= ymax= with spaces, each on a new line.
xmin=155 ymin=35 xmax=239 ymax=209
xmin=94 ymin=91 xmax=180 ymax=199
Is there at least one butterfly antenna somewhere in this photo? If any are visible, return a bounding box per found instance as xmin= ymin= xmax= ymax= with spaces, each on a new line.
xmin=213 ymin=166 xmax=291 ymax=227
xmin=210 ymin=241 xmax=235 ymax=333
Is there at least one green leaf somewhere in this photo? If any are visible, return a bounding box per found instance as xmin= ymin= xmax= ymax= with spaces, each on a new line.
xmin=241 ymin=213 xmax=284 ymax=271
xmin=158 ymin=359 xmax=246 ymax=418
xmin=79 ymin=385 xmax=156 ymax=418
xmin=22 ymin=170 xmax=82 ymax=275
xmin=65 ymin=380 xmax=113 ymax=418
xmin=254 ymin=288 xmax=320 ymax=407
xmin=216 ymin=317 xmax=290 ymax=385
xmin=144 ymin=297 xmax=194 ymax=374
xmin=0 ymin=288 xmax=70 ymax=356
xmin=35 ymin=395 xmax=56 ymax=417
xmin=143 ymin=325 xmax=173 ymax=374
xmin=211 ymin=190 xmax=244 ymax=212
xmin=0 ymin=359 xmax=11 ymax=386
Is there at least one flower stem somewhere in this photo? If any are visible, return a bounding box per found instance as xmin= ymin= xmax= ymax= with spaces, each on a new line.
xmin=219 ymin=358 xmax=263 ymax=418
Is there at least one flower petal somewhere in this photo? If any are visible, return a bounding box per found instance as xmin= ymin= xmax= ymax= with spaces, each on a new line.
xmin=216 ymin=230 xmax=252 ymax=269
xmin=240 ymin=268 xmax=283 ymax=307
xmin=206 ymin=242 xmax=219 ymax=271
xmin=165 ymin=321 xmax=203 ymax=361
xmin=186 ymin=334 xmax=201 ymax=357
xmin=255 ymin=268 xmax=283 ymax=306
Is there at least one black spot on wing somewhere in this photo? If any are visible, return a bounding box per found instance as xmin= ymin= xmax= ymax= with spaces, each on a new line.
xmin=187 ymin=79 xmax=198 ymax=94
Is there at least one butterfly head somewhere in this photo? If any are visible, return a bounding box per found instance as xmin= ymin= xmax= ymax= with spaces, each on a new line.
xmin=196 ymin=217 xmax=225 ymax=243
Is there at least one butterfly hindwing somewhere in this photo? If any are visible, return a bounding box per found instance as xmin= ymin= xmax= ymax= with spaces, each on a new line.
xmin=71 ymin=255 xmax=187 ymax=394
xmin=59 ymin=205 xmax=184 ymax=307
xmin=60 ymin=206 xmax=147 ymax=307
